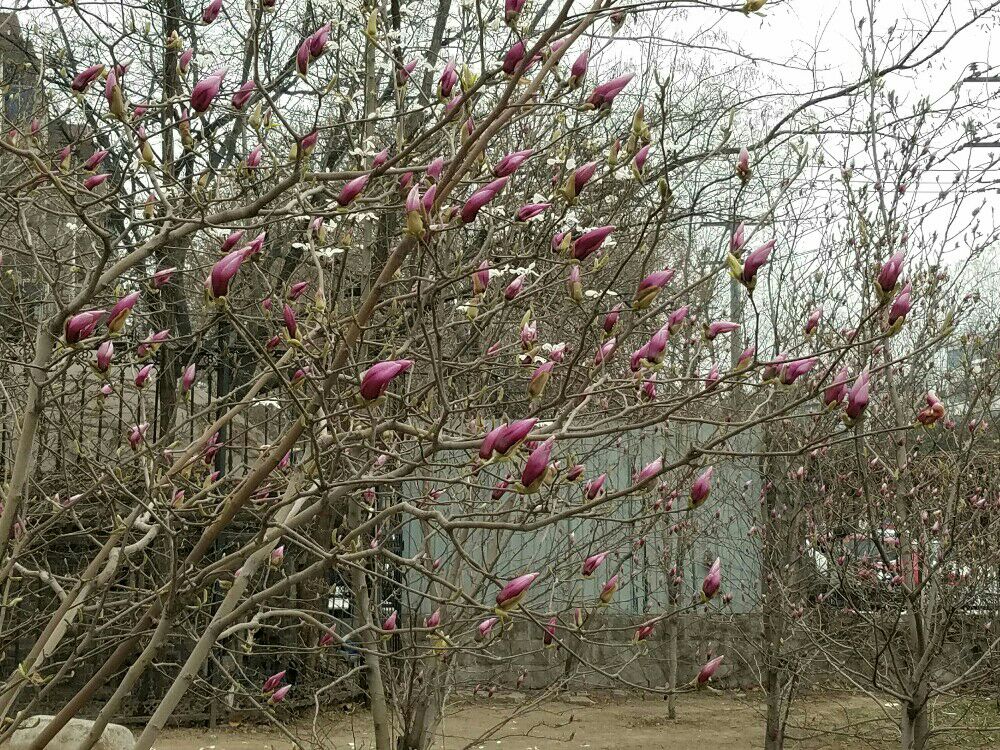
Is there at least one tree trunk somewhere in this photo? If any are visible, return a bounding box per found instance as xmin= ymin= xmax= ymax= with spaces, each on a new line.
xmin=397 ymin=660 xmax=443 ymax=750
xmin=900 ymin=700 xmax=929 ymax=750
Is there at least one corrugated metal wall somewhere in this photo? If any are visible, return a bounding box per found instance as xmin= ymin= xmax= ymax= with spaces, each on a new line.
xmin=396 ymin=426 xmax=764 ymax=618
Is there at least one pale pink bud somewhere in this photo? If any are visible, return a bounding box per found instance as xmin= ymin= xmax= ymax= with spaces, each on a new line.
xmin=181 ymin=363 xmax=197 ymax=392
xmin=697 ymin=655 xmax=724 ymax=685
xmin=690 ymin=467 xmax=713 ymax=507
xmin=95 ymin=340 xmax=114 ymax=372
xmin=582 ymin=551 xmax=608 ymax=577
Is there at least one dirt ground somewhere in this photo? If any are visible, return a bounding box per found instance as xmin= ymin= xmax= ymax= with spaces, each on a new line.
xmin=151 ymin=691 xmax=901 ymax=750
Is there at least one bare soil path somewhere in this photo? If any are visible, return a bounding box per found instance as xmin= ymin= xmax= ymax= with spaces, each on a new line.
xmin=152 ymin=691 xmax=896 ymax=749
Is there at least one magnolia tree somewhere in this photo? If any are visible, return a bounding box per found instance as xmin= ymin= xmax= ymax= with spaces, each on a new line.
xmin=702 ymin=25 xmax=1000 ymax=746
xmin=1 ymin=0 xmax=1000 ymax=749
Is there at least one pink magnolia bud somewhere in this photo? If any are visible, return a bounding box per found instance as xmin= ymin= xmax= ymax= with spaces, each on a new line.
xmin=269 ymin=685 xmax=291 ymax=704
xmin=761 ymin=353 xmax=787 ymax=382
xmin=520 ymin=321 xmax=537 ymax=349
xmin=282 ymin=304 xmax=298 ymax=340
xmin=528 ymin=361 xmax=554 ymax=399
xmin=127 ymin=422 xmax=148 ymax=450
xmin=844 ymin=368 xmax=870 ymax=423
xmin=704 ymin=320 xmax=739 ymax=341
xmin=515 ymin=202 xmax=549 ymax=221
xmin=566 ymin=464 xmax=585 ymax=482
xmin=107 ymin=291 xmax=141 ymax=333
xmin=262 ymin=670 xmax=286 ymax=692
xmin=887 ymin=283 xmax=912 ymax=329
xmin=697 ymin=655 xmax=724 ymax=685
xmin=299 ymin=129 xmax=319 ymax=155
xmin=805 ymin=307 xmax=822 ymax=335
xmin=736 ymin=346 xmax=755 ymax=371
xmin=461 ymin=177 xmax=508 ymax=223
xmin=220 ymin=229 xmax=245 ymax=253
xmin=520 ymin=436 xmax=554 ymax=491
xmin=916 ymin=390 xmax=946 ymax=427
xmin=205 ymin=249 xmax=247 ymax=299
xmin=603 ymin=303 xmax=622 ymax=333
xmin=308 ymin=22 xmax=331 ymax=57
xmin=438 ymin=60 xmax=458 ymax=100
xmin=202 ymin=0 xmax=223 ymax=23
xmin=598 ymin=574 xmax=619 ymax=604
xmin=564 ymin=161 xmax=597 ymax=199
xmin=505 ymin=0 xmax=526 ymax=23
xmin=572 ymin=225 xmax=614 ymax=261
xmin=421 ymin=184 xmax=437 ymax=215
xmin=84 ymin=149 xmax=109 ymax=171
xmin=231 ymin=80 xmax=255 ymax=109
xmin=701 ymin=557 xmax=722 ymax=601
xmin=181 ymin=363 xmax=197 ymax=393
xmin=492 ymin=477 xmax=511 ymax=500
xmin=152 ymin=267 xmax=176 ymax=288
xmin=319 ymin=630 xmax=336 ymax=647
xmin=494 ymin=149 xmax=533 ymax=177
xmin=134 ymin=363 xmax=154 ymax=388
xmin=191 ymin=69 xmax=226 ymax=113
xmin=137 ymin=329 xmax=170 ymax=358
xmin=287 ymin=281 xmax=309 ymax=301
xmin=56 ymin=145 xmax=72 ymax=172
xmin=396 ymin=60 xmax=418 ymax=86
xmin=636 ymin=622 xmax=655 ymax=641
xmin=640 ymin=378 xmax=656 ymax=400
xmin=496 ymin=572 xmax=539 ymax=610
xmin=632 ymin=144 xmax=650 ymax=177
xmin=635 ymin=457 xmax=663 ymax=487
xmin=309 ymin=217 xmax=326 ymax=241
xmin=736 ymin=147 xmax=750 ymax=180
xmin=690 ymin=466 xmax=713 ymax=508
xmin=568 ymin=51 xmax=588 ymax=88
xmin=178 ymin=48 xmax=193 ymax=76
xmin=477 ymin=617 xmax=499 ymax=640
xmin=95 ymin=340 xmax=114 ymax=372
xmin=823 ymin=367 xmax=850 ymax=408
xmin=246 ymin=144 xmax=263 ymax=169
xmin=71 ymin=64 xmax=105 ymax=92
xmin=425 ymin=609 xmax=442 ymax=629
xmin=269 ymin=545 xmax=285 ymax=566
xmin=489 ymin=418 xmax=537 ymax=458
xmin=586 ymin=73 xmax=633 ymax=110
xmin=360 ymin=360 xmax=414 ymax=400
xmin=244 ymin=232 xmax=266 ymax=256
xmin=472 ymin=260 xmax=491 ymax=295
xmin=594 ymin=337 xmax=617 ymax=366
xmin=585 ymin=473 xmax=607 ymax=500
xmin=730 ymin=223 xmax=746 ymax=254
xmin=633 ymin=268 xmax=675 ymax=309
xmin=84 ymin=173 xmax=110 ymax=191
xmin=502 ymin=41 xmax=532 ymax=76
xmin=582 ymin=551 xmax=608 ymax=577
xmin=543 ymin=616 xmax=558 ymax=647
xmin=732 ymin=239 xmax=774 ymax=290
xmin=337 ymin=174 xmax=370 ymax=206
xmin=566 ymin=265 xmax=583 ymax=302
xmin=779 ymin=357 xmax=817 ymax=385
xmin=296 ymin=42 xmax=311 ymax=76
xmin=504 ymin=275 xmax=525 ymax=300
xmin=65 ymin=310 xmax=106 ymax=344
xmin=876 ymin=250 xmax=905 ymax=297
xmin=704 ymin=364 xmax=721 ymax=390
